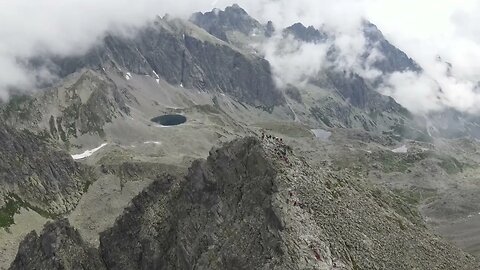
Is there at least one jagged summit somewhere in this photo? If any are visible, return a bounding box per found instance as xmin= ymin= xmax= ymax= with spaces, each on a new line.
xmin=362 ymin=21 xmax=421 ymax=73
xmin=284 ymin=22 xmax=328 ymax=43
xmin=10 ymin=136 xmax=479 ymax=269
xmin=190 ymin=4 xmax=266 ymax=42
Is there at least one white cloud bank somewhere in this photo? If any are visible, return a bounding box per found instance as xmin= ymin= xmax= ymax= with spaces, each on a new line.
xmin=1 ymin=0 xmax=480 ymax=114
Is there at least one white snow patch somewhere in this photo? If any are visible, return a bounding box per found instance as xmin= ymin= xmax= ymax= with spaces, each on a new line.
xmin=311 ymin=129 xmax=331 ymax=141
xmin=154 ymin=124 xmax=172 ymax=128
xmin=71 ymin=143 xmax=108 ymax=160
xmin=392 ymin=145 xmax=408 ymax=153
xmin=180 ymin=82 xmax=184 ymax=88
xmin=144 ymin=141 xmax=162 ymax=145
xmin=156 ymin=79 xmax=160 ymax=84
xmin=153 ymin=70 xmax=159 ymax=79
xmin=125 ymin=72 xmax=132 ymax=80
xmin=102 ymin=67 xmax=106 ymax=72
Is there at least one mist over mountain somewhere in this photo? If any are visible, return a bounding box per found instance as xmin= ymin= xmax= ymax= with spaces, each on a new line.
xmin=0 ymin=0 xmax=480 ymax=115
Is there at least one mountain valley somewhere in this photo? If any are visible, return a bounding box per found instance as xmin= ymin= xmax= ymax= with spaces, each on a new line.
xmin=1 ymin=4 xmax=480 ymax=270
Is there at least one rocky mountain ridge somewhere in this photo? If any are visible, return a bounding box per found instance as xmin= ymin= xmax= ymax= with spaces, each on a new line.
xmin=9 ymin=137 xmax=479 ymax=269
xmin=29 ymin=15 xmax=284 ymax=109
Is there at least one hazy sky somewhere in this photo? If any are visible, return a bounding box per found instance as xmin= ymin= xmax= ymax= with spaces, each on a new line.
xmin=1 ymin=0 xmax=479 ymax=113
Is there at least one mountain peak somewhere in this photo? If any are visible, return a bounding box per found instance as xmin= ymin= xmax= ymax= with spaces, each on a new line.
xmin=225 ymin=3 xmax=248 ymax=15
xmin=284 ymin=22 xmax=328 ymax=43
xmin=362 ymin=20 xmax=421 ymax=73
xmin=190 ymin=4 xmax=264 ymax=42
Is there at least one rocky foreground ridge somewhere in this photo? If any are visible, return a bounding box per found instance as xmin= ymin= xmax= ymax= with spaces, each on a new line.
xmin=9 ymin=137 xmax=478 ymax=270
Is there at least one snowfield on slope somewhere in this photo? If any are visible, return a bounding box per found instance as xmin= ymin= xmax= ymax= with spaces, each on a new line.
xmin=71 ymin=143 xmax=108 ymax=160
xmin=392 ymin=145 xmax=408 ymax=153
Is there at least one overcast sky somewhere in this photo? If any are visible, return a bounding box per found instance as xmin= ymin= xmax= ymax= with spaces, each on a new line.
xmin=1 ymin=0 xmax=480 ymax=113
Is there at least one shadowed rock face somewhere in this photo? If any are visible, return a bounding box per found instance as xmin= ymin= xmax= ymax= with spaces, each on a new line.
xmin=99 ymin=137 xmax=283 ymax=270
xmin=11 ymin=137 xmax=479 ymax=270
xmin=10 ymin=219 xmax=105 ymax=270
xmin=0 ymin=123 xmax=94 ymax=216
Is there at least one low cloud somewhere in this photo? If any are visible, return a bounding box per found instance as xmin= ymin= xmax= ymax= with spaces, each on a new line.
xmin=1 ymin=0 xmax=480 ymax=116
xmin=379 ymin=72 xmax=443 ymax=114
xmin=0 ymin=0 xmax=215 ymax=95
xmin=262 ymin=35 xmax=329 ymax=88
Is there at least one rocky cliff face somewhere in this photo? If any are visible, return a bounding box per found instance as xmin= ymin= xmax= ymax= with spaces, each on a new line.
xmin=362 ymin=21 xmax=421 ymax=74
xmin=190 ymin=4 xmax=266 ymax=42
xmin=0 ymin=123 xmax=94 ymax=220
xmin=10 ymin=219 xmax=105 ymax=270
xmin=11 ymin=137 xmax=478 ymax=269
xmin=31 ymin=16 xmax=284 ymax=109
xmin=1 ymin=70 xmax=131 ymax=143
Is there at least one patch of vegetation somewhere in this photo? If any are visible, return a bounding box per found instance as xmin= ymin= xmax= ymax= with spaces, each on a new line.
xmin=380 ymin=153 xmax=412 ymax=173
xmin=0 ymin=197 xmax=21 ymax=228
xmin=310 ymin=107 xmax=334 ymax=128
xmin=255 ymin=122 xmax=313 ymax=138
xmin=392 ymin=188 xmax=437 ymax=206
xmin=390 ymin=123 xmax=433 ymax=143
xmin=436 ymin=155 xmax=464 ymax=175
xmin=83 ymin=181 xmax=93 ymax=193
xmin=0 ymin=192 xmax=57 ymax=228
xmin=8 ymin=194 xmax=57 ymax=220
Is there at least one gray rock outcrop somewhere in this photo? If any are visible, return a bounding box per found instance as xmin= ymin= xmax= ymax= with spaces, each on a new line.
xmin=11 ymin=137 xmax=478 ymax=269
xmin=0 ymin=124 xmax=94 ymax=216
xmin=10 ymin=219 xmax=105 ymax=270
